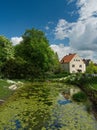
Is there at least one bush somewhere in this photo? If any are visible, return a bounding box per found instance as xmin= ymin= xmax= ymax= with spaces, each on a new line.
xmin=72 ymin=91 xmax=87 ymax=102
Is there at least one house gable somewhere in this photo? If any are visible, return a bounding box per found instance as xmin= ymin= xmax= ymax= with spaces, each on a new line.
xmin=60 ymin=53 xmax=86 ymax=73
xmin=70 ymin=54 xmax=86 ymax=73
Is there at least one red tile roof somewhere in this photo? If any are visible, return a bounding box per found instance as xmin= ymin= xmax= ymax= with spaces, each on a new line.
xmin=60 ymin=53 xmax=76 ymax=63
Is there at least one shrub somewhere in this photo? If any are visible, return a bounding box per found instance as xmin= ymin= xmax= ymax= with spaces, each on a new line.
xmin=72 ymin=91 xmax=87 ymax=102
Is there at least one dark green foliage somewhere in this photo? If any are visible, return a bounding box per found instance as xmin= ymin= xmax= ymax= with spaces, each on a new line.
xmin=1 ymin=57 xmax=26 ymax=79
xmin=0 ymin=28 xmax=59 ymax=79
xmin=0 ymin=36 xmax=14 ymax=77
xmin=74 ymin=74 xmax=97 ymax=89
xmin=14 ymin=28 xmax=59 ymax=79
xmin=0 ymin=36 xmax=14 ymax=62
xmin=72 ymin=91 xmax=87 ymax=102
xmin=46 ymin=71 xmax=69 ymax=79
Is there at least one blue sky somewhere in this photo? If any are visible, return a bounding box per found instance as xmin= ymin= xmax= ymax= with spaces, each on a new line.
xmin=0 ymin=0 xmax=69 ymax=37
xmin=0 ymin=0 xmax=76 ymax=37
xmin=0 ymin=0 xmax=97 ymax=62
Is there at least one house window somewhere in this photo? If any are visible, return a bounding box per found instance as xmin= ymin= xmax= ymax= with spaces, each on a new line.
xmin=72 ymin=64 xmax=75 ymax=67
xmin=72 ymin=71 xmax=75 ymax=73
xmin=76 ymin=59 xmax=80 ymax=61
xmin=79 ymin=65 xmax=82 ymax=68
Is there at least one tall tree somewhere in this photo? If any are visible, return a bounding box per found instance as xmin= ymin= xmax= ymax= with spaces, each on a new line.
xmin=0 ymin=36 xmax=14 ymax=77
xmin=15 ymin=28 xmax=59 ymax=78
xmin=0 ymin=36 xmax=14 ymax=62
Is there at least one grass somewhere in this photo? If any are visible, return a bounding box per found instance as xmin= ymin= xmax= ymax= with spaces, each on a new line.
xmin=0 ymin=79 xmax=13 ymax=99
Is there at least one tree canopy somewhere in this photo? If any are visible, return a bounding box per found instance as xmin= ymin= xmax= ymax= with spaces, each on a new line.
xmin=0 ymin=28 xmax=59 ymax=79
xmin=86 ymin=62 xmax=97 ymax=74
xmin=14 ymin=28 xmax=59 ymax=78
xmin=0 ymin=36 xmax=14 ymax=62
xmin=0 ymin=36 xmax=14 ymax=77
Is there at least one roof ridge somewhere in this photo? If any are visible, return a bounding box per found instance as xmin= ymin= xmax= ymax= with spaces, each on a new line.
xmin=60 ymin=53 xmax=76 ymax=63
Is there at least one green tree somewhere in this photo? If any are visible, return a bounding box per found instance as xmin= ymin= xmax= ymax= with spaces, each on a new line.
xmin=1 ymin=57 xmax=27 ymax=79
xmin=86 ymin=62 xmax=97 ymax=74
xmin=0 ymin=36 xmax=14 ymax=77
xmin=15 ymin=28 xmax=59 ymax=78
xmin=0 ymin=36 xmax=14 ymax=62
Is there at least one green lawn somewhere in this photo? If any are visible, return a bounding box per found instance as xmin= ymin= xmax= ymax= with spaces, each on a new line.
xmin=0 ymin=79 xmax=14 ymax=99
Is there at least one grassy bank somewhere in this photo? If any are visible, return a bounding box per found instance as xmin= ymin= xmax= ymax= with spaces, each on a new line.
xmin=0 ymin=79 xmax=13 ymax=100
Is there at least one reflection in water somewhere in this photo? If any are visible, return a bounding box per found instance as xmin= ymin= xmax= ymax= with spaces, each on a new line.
xmin=58 ymin=99 xmax=72 ymax=105
xmin=46 ymin=92 xmax=97 ymax=130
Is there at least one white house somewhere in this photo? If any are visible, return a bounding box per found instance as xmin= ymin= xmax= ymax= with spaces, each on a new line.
xmin=60 ymin=53 xmax=86 ymax=73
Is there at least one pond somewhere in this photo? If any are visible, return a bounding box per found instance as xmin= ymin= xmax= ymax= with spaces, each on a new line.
xmin=0 ymin=82 xmax=97 ymax=130
xmin=46 ymin=89 xmax=97 ymax=130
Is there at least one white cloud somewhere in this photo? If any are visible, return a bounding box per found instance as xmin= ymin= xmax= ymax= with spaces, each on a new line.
xmin=55 ymin=19 xmax=75 ymax=40
xmin=54 ymin=0 xmax=97 ymax=63
xmin=50 ymin=44 xmax=97 ymax=63
xmin=67 ymin=0 xmax=75 ymax=4
xmin=77 ymin=0 xmax=97 ymax=20
xmin=50 ymin=44 xmax=74 ymax=60
xmin=11 ymin=37 xmax=23 ymax=46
